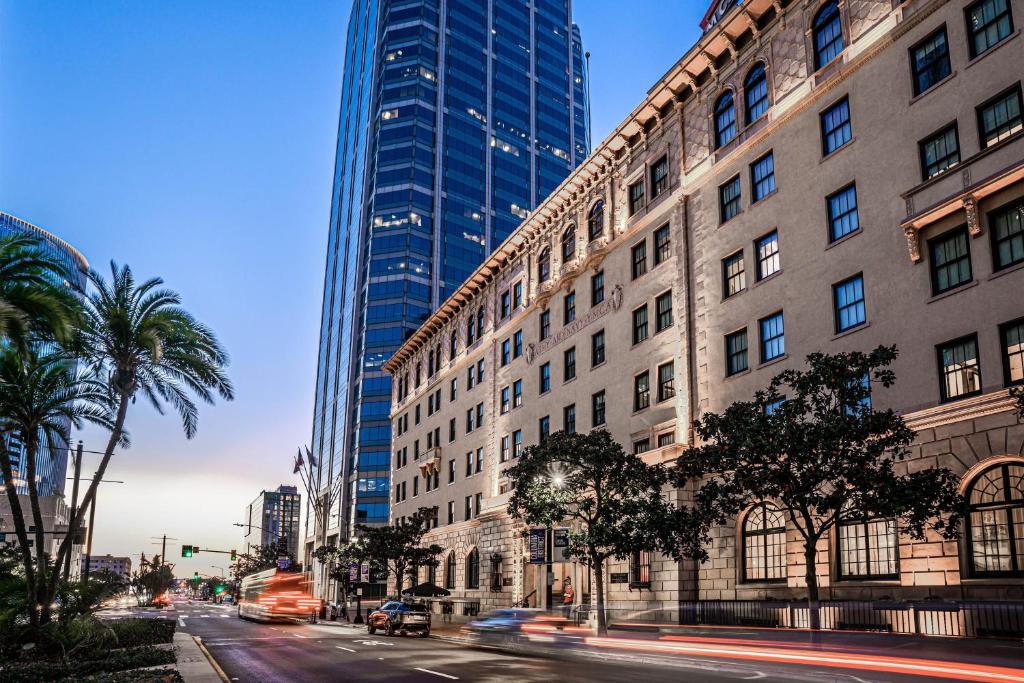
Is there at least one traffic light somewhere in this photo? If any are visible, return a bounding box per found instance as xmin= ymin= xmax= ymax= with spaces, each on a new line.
xmin=182 ymin=545 xmax=193 ymax=558
xmin=230 ymin=549 xmax=237 ymax=561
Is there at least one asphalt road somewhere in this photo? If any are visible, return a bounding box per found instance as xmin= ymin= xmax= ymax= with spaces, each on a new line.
xmin=173 ymin=599 xmax=1015 ymax=683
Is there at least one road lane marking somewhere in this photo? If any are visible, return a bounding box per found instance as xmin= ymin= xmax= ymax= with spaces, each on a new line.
xmin=336 ymin=646 xmax=357 ymax=653
xmin=414 ymin=668 xmax=459 ymax=680
xmin=178 ymin=617 xmax=186 ymax=627
xmin=293 ymin=634 xmax=309 ymax=639
xmin=353 ymin=639 xmax=394 ymax=646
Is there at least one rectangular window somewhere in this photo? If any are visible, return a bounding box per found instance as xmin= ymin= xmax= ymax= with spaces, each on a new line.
xmin=500 ymin=289 xmax=511 ymax=319
xmin=833 ymin=274 xmax=866 ymax=333
xmin=513 ymin=430 xmax=523 ymax=458
xmin=413 ymin=476 xmax=419 ymax=497
xmin=476 ymin=447 xmax=483 ymax=474
xmin=654 ymin=225 xmax=671 ymax=265
xmin=657 ymin=432 xmax=675 ymax=448
xmin=465 ymin=409 xmax=473 ymax=433
xmin=564 ymin=291 xmax=576 ymax=324
xmin=476 ymin=402 xmax=483 ymax=426
xmin=500 ymin=386 xmax=510 ymax=414
xmin=592 ymin=390 xmax=606 ymax=426
xmin=500 ymin=435 xmax=510 ymax=463
xmin=539 ymin=310 xmax=551 ymax=341
xmin=629 ymin=551 xmax=652 ymax=588
xmin=539 ymin=415 xmax=550 ymax=443
xmin=447 ymin=501 xmax=455 ymax=525
xmin=720 ymin=175 xmax=742 ymax=223
xmin=629 ymin=180 xmax=645 ymax=215
xmin=929 ymin=226 xmax=973 ymax=295
xmin=821 ymin=97 xmax=852 ymax=155
xmin=633 ymin=438 xmax=651 ymax=454
xmin=838 ymin=518 xmax=899 ymax=579
xmin=726 ymin=329 xmax=749 ymax=376
xmin=631 ymin=241 xmax=647 ymax=279
xmin=919 ymin=124 xmax=960 ymax=180
xmin=722 ymin=251 xmax=746 ymax=298
xmin=632 ymin=305 xmax=649 ymax=345
xmin=1001 ymin=318 xmax=1024 ymax=386
xmin=592 ymin=329 xmax=606 ymax=367
xmin=991 ymin=199 xmax=1024 ymax=270
xmin=756 ymin=230 xmax=780 ymax=280
xmin=465 ymin=496 xmax=472 ymax=521
xmin=449 ymin=418 xmax=455 ymax=442
xmin=634 ymin=371 xmax=650 ymax=412
xmin=513 ymin=280 xmax=523 ymax=308
xmin=501 ymin=339 xmax=511 ymax=366
xmin=937 ymin=334 xmax=982 ymax=401
xmin=467 ymin=365 xmax=475 ymax=390
xmin=910 ymin=27 xmax=951 ymax=96
xmin=827 ymin=184 xmax=860 ymax=242
xmin=655 ymin=292 xmax=673 ymax=333
xmin=449 ymin=459 xmax=456 ymax=483
xmin=466 ymin=451 xmax=474 ymax=477
xmin=477 ymin=359 xmax=484 ymax=382
xmin=591 ymin=270 xmax=605 ymax=305
xmin=977 ymin=84 xmax=1023 ymax=148
xmin=751 ymin=152 xmax=776 ymax=202
xmin=760 ymin=312 xmax=785 ymax=363
xmin=564 ymin=346 xmax=576 ymax=381
xmin=650 ymin=155 xmax=669 ymax=198
xmin=966 ymin=0 xmax=1014 ymax=58
xmin=564 ymin=404 xmax=576 ymax=433
xmin=658 ymin=361 xmax=675 ymax=402
xmin=513 ymin=379 xmax=523 ymax=408
xmin=539 ymin=362 xmax=551 ymax=394
xmin=513 ymin=330 xmax=523 ymax=358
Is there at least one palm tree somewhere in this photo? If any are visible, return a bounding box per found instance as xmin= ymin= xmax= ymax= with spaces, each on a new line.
xmin=0 ymin=233 xmax=79 ymax=350
xmin=0 ymin=347 xmax=120 ymax=626
xmin=44 ymin=262 xmax=234 ymax=621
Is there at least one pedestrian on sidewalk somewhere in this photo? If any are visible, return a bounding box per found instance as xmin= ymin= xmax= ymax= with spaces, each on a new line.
xmin=562 ymin=578 xmax=575 ymax=619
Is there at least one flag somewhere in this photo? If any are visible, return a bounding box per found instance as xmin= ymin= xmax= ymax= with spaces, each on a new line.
xmin=306 ymin=445 xmax=317 ymax=469
xmin=293 ymin=448 xmax=304 ymax=474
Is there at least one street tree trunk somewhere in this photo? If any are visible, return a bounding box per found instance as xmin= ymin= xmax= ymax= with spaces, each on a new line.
xmin=592 ymin=552 xmax=608 ymax=636
xmin=0 ymin=431 xmax=37 ymax=626
xmin=25 ymin=439 xmax=50 ymax=623
xmin=804 ymin=538 xmax=821 ymax=630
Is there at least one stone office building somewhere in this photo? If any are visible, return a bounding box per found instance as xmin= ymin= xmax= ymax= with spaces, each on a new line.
xmin=384 ymin=0 xmax=1024 ymax=616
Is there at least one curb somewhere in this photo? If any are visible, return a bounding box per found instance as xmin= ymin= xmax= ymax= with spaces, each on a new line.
xmin=193 ymin=636 xmax=230 ymax=683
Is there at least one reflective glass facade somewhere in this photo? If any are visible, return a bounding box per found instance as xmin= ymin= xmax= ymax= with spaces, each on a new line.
xmin=0 ymin=211 xmax=89 ymax=497
xmin=310 ymin=0 xmax=589 ymax=541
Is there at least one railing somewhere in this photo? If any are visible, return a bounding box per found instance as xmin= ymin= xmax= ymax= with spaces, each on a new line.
xmin=421 ymin=597 xmax=481 ymax=618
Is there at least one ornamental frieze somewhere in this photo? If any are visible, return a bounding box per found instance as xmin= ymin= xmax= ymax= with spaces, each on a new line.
xmin=525 ymin=285 xmax=623 ymax=364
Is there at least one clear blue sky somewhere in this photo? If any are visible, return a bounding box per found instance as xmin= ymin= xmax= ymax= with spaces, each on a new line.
xmin=0 ymin=1 xmax=702 ymax=576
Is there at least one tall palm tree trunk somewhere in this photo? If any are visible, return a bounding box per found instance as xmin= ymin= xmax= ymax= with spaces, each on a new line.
xmin=0 ymin=432 xmax=38 ymax=625
xmin=25 ymin=439 xmax=50 ymax=623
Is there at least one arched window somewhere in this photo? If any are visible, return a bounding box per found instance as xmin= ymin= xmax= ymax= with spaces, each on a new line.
xmin=967 ymin=462 xmax=1024 ymax=576
xmin=744 ymin=63 xmax=769 ymax=124
xmin=742 ymin=502 xmax=786 ymax=582
xmin=813 ymin=1 xmax=844 ymax=70
xmin=714 ymin=91 xmax=737 ymax=149
xmin=587 ymin=201 xmax=605 ymax=241
xmin=444 ymin=552 xmax=456 ymax=589
xmin=427 ymin=562 xmax=437 ymax=586
xmin=538 ymin=248 xmax=551 ymax=283
xmin=465 ymin=548 xmax=480 ymax=589
xmin=561 ymin=225 xmax=576 ymax=262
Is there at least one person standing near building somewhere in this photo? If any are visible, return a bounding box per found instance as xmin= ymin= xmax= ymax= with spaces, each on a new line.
xmin=562 ymin=577 xmax=575 ymax=619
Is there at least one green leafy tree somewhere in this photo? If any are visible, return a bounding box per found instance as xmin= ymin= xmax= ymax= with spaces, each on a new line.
xmin=231 ymin=542 xmax=295 ymax=581
xmin=129 ymin=562 xmax=174 ymax=607
xmin=0 ymin=233 xmax=79 ymax=351
xmin=0 ymin=347 xmax=122 ymax=626
xmin=39 ymin=262 xmax=234 ymax=624
xmin=676 ymin=347 xmax=964 ymax=629
xmin=506 ymin=430 xmax=679 ymax=636
xmin=354 ymin=507 xmax=442 ymax=595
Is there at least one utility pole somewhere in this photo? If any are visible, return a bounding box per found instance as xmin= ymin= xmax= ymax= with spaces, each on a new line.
xmin=83 ymin=478 xmax=97 ymax=584
xmin=63 ymin=441 xmax=83 ymax=580
xmin=150 ymin=535 xmax=178 ymax=566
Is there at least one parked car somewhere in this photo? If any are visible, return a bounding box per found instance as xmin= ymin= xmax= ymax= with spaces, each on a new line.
xmin=367 ymin=601 xmax=431 ymax=637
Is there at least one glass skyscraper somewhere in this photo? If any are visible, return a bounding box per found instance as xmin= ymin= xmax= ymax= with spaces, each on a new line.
xmin=0 ymin=211 xmax=89 ymax=497
xmin=308 ymin=0 xmax=589 ymax=553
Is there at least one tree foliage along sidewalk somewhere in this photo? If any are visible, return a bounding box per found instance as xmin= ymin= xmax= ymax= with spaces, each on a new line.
xmin=506 ymin=430 xmax=703 ymax=636
xmin=347 ymin=507 xmax=444 ymax=595
xmin=674 ymin=346 xmax=966 ymax=629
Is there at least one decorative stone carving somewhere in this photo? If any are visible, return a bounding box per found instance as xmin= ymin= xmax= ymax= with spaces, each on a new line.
xmin=904 ymin=226 xmax=921 ymax=263
xmin=526 ymin=285 xmax=622 ymax=364
xmin=964 ymin=195 xmax=981 ymax=237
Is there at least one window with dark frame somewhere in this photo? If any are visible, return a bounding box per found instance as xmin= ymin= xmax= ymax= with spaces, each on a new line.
xmin=723 ymin=251 xmax=746 ymax=298
xmin=937 ymin=334 xmax=982 ymax=402
xmin=592 ymin=329 xmax=606 ymax=366
xmin=539 ymin=362 xmax=551 ymax=394
xmin=538 ymin=248 xmax=551 ymax=282
xmin=564 ymin=346 xmax=576 ymax=381
xmin=726 ymin=329 xmax=749 ymax=376
xmin=813 ymin=1 xmax=844 ymax=70
xmin=651 ymin=155 xmax=669 ymax=198
xmin=833 ymin=274 xmax=867 ymax=333
xmin=564 ymin=291 xmax=576 ymax=325
xmin=513 ymin=280 xmax=523 ymax=308
xmin=827 ymin=184 xmax=860 ymax=242
xmin=634 ymin=371 xmax=650 ymax=412
xmin=564 ymin=404 xmax=576 ymax=434
xmin=991 ymin=198 xmax=1024 ymax=270
xmin=500 ymin=289 xmax=511 ymax=319
xmin=919 ymin=124 xmax=960 ymax=180
xmin=929 ymin=226 xmax=973 ymax=295
xmin=657 ymin=432 xmax=675 ymax=448
xmin=838 ymin=517 xmax=899 ymax=579
xmin=655 ymin=291 xmax=673 ymax=333
xmin=632 ymin=304 xmax=649 ymax=345
xmin=629 ymin=180 xmax=645 ymax=215
xmin=539 ymin=415 xmax=550 ymax=443
xmin=588 ymin=201 xmax=605 ymax=241
xmin=561 ymin=224 xmax=576 ymax=263
xmin=743 ymin=502 xmax=787 ymax=582
xmin=513 ymin=329 xmax=523 ymax=358
xmin=592 ymin=389 xmax=606 ymax=426
xmin=966 ymin=0 xmax=1014 ymax=59
xmin=513 ymin=379 xmax=522 ymax=407
xmin=714 ymin=91 xmax=738 ymax=149
xmin=631 ymin=240 xmax=647 ymax=279
xmin=821 ymin=97 xmax=852 ymax=155
xmin=760 ymin=311 xmax=785 ymax=363
xmin=633 ymin=438 xmax=651 ymax=454
xmin=501 ymin=338 xmax=510 ymax=366
xmin=966 ymin=462 xmax=1024 ymax=577
xmin=654 ymin=225 xmax=671 ymax=265
xmin=500 ymin=386 xmax=510 ymax=414
xmin=756 ymin=230 xmax=780 ymax=280
xmin=500 ymin=436 xmax=510 ymax=463
xmin=657 ymin=361 xmax=675 ymax=402
xmin=1001 ymin=318 xmax=1024 ymax=386
xmin=977 ymin=84 xmax=1023 ymax=148
xmin=910 ymin=27 xmax=951 ymax=96
xmin=745 ymin=62 xmax=769 ymax=123
xmin=629 ymin=551 xmax=652 ymax=588
xmin=591 ymin=270 xmax=605 ymax=305
xmin=720 ymin=175 xmax=742 ymax=222
xmin=540 ymin=309 xmax=551 ymax=341
xmin=751 ymin=152 xmax=775 ymax=202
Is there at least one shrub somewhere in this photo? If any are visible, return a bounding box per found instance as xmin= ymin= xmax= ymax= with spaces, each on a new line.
xmin=107 ymin=619 xmax=176 ymax=647
xmin=0 ymin=645 xmax=175 ymax=682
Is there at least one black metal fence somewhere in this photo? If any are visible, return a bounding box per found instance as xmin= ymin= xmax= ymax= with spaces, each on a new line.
xmin=421 ymin=597 xmax=481 ymax=618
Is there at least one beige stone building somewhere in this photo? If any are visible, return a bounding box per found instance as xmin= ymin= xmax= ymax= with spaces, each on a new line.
xmin=384 ymin=0 xmax=1024 ymax=620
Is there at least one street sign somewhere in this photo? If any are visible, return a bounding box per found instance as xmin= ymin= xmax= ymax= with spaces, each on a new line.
xmin=528 ymin=528 xmax=546 ymax=564
xmin=349 ymin=562 xmax=358 ymax=582
xmin=360 ymin=562 xmax=370 ymax=584
xmin=277 ymin=558 xmax=291 ymax=570
xmin=553 ymin=527 xmax=572 ymax=562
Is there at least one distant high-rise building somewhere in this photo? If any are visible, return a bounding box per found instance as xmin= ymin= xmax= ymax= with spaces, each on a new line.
xmin=81 ymin=554 xmax=132 ymax=581
xmin=0 ymin=211 xmax=89 ymax=497
xmin=306 ymin=0 xmax=590 ymax=583
xmin=244 ymin=485 xmax=301 ymax=559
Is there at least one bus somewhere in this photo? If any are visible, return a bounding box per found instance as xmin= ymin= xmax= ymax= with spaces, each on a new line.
xmin=237 ymin=568 xmax=320 ymax=622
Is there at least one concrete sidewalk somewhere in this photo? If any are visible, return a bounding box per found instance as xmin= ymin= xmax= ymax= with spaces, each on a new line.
xmin=174 ymin=632 xmax=228 ymax=683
